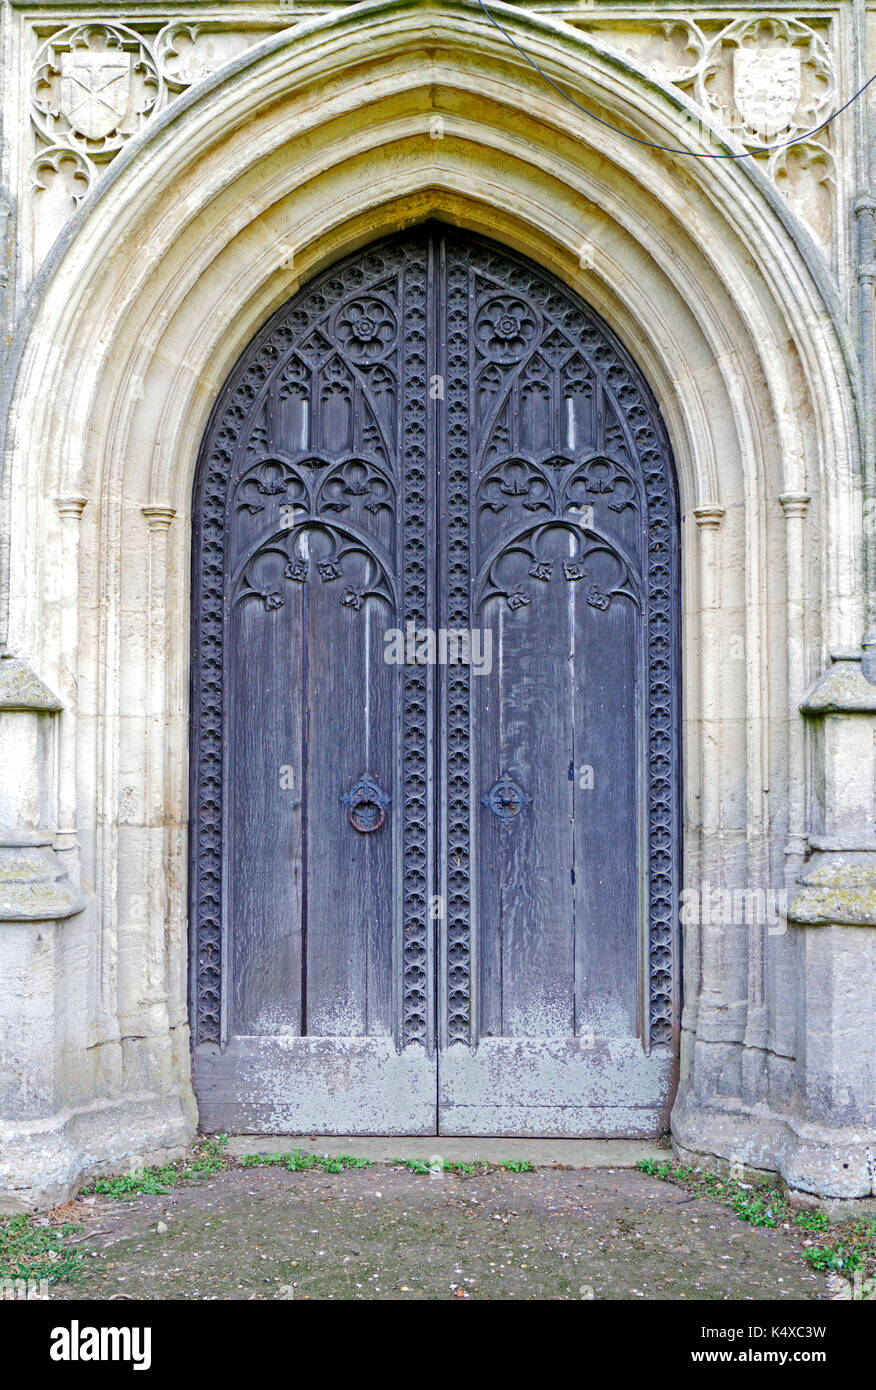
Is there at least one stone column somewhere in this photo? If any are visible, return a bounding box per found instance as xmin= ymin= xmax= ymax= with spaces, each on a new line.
xmin=780 ymin=493 xmax=811 ymax=870
xmin=690 ymin=506 xmax=725 ymax=1042
xmin=53 ymin=496 xmax=87 ymax=875
xmin=141 ymin=506 xmax=176 ymax=1033
xmin=742 ymin=492 xmax=811 ymax=1095
xmin=786 ymin=654 xmax=876 ymax=1196
xmin=0 ymin=650 xmax=83 ymax=1212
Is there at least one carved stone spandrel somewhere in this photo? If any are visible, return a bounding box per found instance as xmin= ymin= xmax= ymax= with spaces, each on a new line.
xmin=32 ymin=23 xmax=164 ymax=163
xmin=697 ymin=16 xmax=835 ymax=151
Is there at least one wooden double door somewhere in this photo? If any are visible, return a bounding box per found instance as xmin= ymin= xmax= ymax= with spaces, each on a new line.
xmin=191 ymin=226 xmax=680 ymax=1135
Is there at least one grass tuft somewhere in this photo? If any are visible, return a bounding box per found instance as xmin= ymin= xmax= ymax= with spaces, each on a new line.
xmin=238 ymin=1150 xmax=372 ymax=1174
xmin=81 ymin=1134 xmax=232 ymax=1201
xmin=0 ymin=1213 xmax=84 ymax=1287
xmin=390 ymin=1157 xmax=534 ymax=1175
xmin=636 ymin=1159 xmax=876 ymax=1284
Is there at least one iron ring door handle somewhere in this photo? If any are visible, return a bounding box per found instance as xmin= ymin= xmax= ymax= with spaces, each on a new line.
xmin=481 ymin=772 xmax=532 ymax=827
xmin=341 ymin=774 xmax=391 ymax=833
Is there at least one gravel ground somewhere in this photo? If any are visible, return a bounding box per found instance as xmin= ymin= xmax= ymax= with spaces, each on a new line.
xmin=51 ymin=1163 xmax=826 ymax=1301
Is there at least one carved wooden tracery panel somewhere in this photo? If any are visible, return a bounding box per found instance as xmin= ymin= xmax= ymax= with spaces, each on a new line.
xmin=191 ymin=226 xmax=680 ymax=1075
xmin=191 ymin=236 xmax=423 ymax=1047
xmin=442 ymin=235 xmax=679 ymax=1050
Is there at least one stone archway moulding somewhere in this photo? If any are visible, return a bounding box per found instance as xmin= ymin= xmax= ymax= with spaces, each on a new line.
xmin=0 ymin=0 xmax=870 ymax=1207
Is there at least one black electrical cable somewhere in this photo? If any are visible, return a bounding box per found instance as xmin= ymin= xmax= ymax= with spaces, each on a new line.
xmin=476 ymin=0 xmax=876 ymax=160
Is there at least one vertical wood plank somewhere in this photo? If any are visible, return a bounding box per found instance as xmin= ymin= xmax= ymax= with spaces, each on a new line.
xmin=229 ymin=580 xmax=303 ymax=1035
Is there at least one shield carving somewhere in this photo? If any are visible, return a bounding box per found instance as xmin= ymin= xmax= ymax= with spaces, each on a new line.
xmin=733 ymin=47 xmax=802 ymax=139
xmin=59 ymin=49 xmax=131 ymax=140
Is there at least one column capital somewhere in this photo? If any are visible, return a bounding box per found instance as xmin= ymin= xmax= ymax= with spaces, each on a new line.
xmin=692 ymin=505 xmax=724 ymax=530
xmin=142 ymin=505 xmax=176 ymax=532
xmin=779 ymin=492 xmax=811 ymax=518
xmin=55 ymin=495 xmax=87 ymax=520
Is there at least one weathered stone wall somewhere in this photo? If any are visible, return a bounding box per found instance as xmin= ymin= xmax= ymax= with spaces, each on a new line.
xmin=0 ymin=0 xmax=874 ymax=1207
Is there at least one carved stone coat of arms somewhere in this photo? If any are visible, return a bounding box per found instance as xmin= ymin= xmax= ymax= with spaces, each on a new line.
xmin=732 ymin=47 xmax=803 ymax=140
xmin=59 ymin=49 xmax=132 ymax=141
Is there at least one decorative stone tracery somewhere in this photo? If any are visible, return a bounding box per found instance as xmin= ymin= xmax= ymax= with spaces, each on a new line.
xmin=567 ymin=11 xmax=840 ymax=252
xmin=21 ymin=10 xmax=845 ymax=273
xmin=32 ymin=23 xmax=164 ymax=161
xmin=26 ymin=16 xmax=283 ymax=247
xmin=698 ymin=16 xmax=835 ymax=150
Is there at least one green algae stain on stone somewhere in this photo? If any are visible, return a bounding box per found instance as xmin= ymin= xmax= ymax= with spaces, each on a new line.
xmin=789 ymin=864 xmax=876 ymax=927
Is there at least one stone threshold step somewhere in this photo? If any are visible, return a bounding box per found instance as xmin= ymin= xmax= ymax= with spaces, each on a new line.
xmin=223 ymin=1135 xmax=667 ymax=1167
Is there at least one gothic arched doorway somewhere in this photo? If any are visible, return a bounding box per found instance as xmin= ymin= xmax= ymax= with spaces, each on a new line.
xmin=190 ymin=225 xmax=680 ymax=1135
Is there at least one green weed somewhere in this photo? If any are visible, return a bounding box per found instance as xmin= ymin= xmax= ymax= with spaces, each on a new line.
xmin=0 ymin=1213 xmax=84 ymax=1286
xmin=239 ymin=1150 xmax=372 ymax=1174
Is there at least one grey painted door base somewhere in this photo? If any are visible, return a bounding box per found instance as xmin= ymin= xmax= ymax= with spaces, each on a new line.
xmin=195 ymin=1039 xmax=437 ymax=1135
xmin=196 ymin=1037 xmax=675 ymax=1137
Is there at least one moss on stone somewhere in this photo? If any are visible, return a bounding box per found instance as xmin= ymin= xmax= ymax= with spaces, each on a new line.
xmin=789 ymin=864 xmax=876 ymax=927
xmin=0 ymin=654 xmax=61 ymax=711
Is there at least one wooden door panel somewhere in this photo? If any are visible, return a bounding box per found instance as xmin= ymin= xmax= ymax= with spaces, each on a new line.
xmin=438 ymin=1038 xmax=672 ymax=1137
xmin=303 ymin=575 xmax=396 ymax=1038
xmin=228 ymin=584 xmax=305 ymax=1037
xmin=435 ymin=233 xmax=679 ymax=1135
xmin=474 ymin=587 xmax=577 ymax=1039
xmin=192 ymin=236 xmax=437 ymax=1132
xmin=572 ymin=595 xmax=641 ymax=1040
xmin=194 ymin=1038 xmax=436 ymax=1136
xmin=191 ymin=227 xmax=679 ymax=1136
